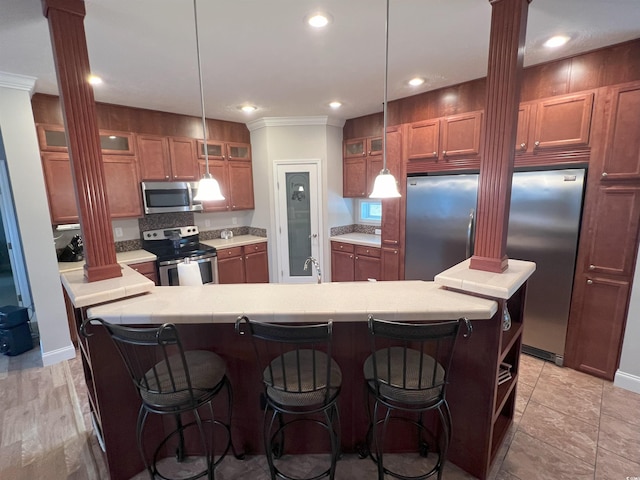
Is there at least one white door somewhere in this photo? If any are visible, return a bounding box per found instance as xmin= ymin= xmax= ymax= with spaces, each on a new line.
xmin=274 ymin=161 xmax=322 ymax=283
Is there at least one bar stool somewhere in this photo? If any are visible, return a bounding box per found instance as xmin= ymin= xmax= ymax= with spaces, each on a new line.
xmin=361 ymin=315 xmax=471 ymax=480
xmin=81 ymin=318 xmax=243 ymax=480
xmin=235 ymin=315 xmax=342 ymax=480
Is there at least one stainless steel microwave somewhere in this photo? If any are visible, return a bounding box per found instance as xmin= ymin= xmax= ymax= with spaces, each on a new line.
xmin=141 ymin=181 xmax=203 ymax=214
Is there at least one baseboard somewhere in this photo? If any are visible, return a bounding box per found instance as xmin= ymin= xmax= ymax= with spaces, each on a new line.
xmin=614 ymin=369 xmax=640 ymax=394
xmin=41 ymin=343 xmax=76 ymax=366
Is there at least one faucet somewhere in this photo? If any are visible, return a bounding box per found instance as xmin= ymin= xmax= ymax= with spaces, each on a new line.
xmin=303 ymin=257 xmax=322 ymax=284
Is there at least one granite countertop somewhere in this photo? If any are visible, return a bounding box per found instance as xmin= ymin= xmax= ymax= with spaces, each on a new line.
xmin=86 ymin=280 xmax=498 ymax=325
xmin=329 ymin=233 xmax=381 ymax=248
xmin=201 ymin=235 xmax=267 ymax=249
xmin=58 ymin=249 xmax=157 ymax=273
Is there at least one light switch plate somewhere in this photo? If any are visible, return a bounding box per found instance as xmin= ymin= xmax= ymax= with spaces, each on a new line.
xmin=374 ymin=228 xmax=382 ymax=235
xmin=114 ymin=227 xmax=123 ymax=238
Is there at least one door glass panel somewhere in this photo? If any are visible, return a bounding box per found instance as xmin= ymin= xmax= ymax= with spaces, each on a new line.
xmin=369 ymin=137 xmax=383 ymax=154
xmin=228 ymin=145 xmax=249 ymax=159
xmin=99 ymin=134 xmax=130 ymax=151
xmin=345 ymin=140 xmax=365 ymax=156
xmin=0 ymin=217 xmax=18 ymax=306
xmin=201 ymin=143 xmax=223 ymax=157
xmin=286 ymin=172 xmax=311 ymax=277
xmin=44 ymin=129 xmax=67 ymax=148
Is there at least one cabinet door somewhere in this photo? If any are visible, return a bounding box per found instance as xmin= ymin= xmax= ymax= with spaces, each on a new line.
xmin=381 ymin=247 xmax=401 ymax=281
xmin=37 ymin=124 xmax=68 ymax=152
xmin=244 ymin=243 xmax=269 ymax=283
xmin=99 ymin=131 xmax=135 ymax=155
xmin=198 ymin=160 xmax=229 ymax=212
xmin=355 ymin=255 xmax=381 ymax=281
xmin=41 ymin=153 xmax=78 ymax=224
xmin=196 ymin=140 xmax=225 ymax=160
xmin=367 ymin=137 xmax=383 ymax=157
xmin=515 ymin=104 xmax=532 ymax=153
xmin=227 ymin=143 xmax=251 ymax=161
xmin=129 ymin=261 xmax=158 ymax=284
xmin=168 ymin=137 xmax=197 ymax=180
xmin=344 ymin=138 xmax=366 ymax=158
xmin=103 ymin=156 xmax=143 ymax=218
xmin=228 ymin=161 xmax=255 ymax=210
xmin=586 ymin=185 xmax=640 ymax=277
xmin=137 ymin=135 xmax=171 ymax=180
xmin=441 ymin=111 xmax=482 ymax=158
xmin=407 ymin=119 xmax=440 ymax=161
xmin=366 ymin=156 xmax=383 ymax=196
xmin=533 ymin=92 xmax=593 ymax=150
xmin=217 ymin=248 xmax=246 ymax=284
xmin=569 ymin=276 xmax=630 ymax=379
xmin=601 ymin=82 xmax=640 ymax=181
xmin=331 ymin=250 xmax=354 ymax=282
xmin=344 ymin=157 xmax=367 ymax=197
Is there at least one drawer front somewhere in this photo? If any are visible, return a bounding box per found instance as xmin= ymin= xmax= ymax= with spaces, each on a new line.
xmin=355 ymin=245 xmax=381 ymax=258
xmin=129 ymin=261 xmax=156 ymax=275
xmin=219 ymin=246 xmax=243 ymax=258
xmin=244 ymin=242 xmax=267 ymax=253
xmin=331 ymin=241 xmax=355 ymax=253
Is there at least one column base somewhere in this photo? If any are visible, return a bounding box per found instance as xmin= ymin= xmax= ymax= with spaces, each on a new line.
xmin=469 ymin=255 xmax=509 ymax=273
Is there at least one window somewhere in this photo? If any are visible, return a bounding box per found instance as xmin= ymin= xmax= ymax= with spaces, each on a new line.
xmin=358 ymin=199 xmax=382 ymax=224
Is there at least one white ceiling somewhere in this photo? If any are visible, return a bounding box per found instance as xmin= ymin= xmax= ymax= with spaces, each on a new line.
xmin=1 ymin=0 xmax=640 ymax=124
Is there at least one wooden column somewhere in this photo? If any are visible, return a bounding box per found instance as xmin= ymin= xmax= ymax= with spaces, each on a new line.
xmin=469 ymin=0 xmax=530 ymax=273
xmin=42 ymin=0 xmax=121 ymax=282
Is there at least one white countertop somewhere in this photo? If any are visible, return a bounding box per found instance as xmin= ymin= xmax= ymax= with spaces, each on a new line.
xmin=201 ymin=235 xmax=267 ymax=249
xmin=58 ymin=249 xmax=157 ymax=273
xmin=61 ymin=264 xmax=155 ymax=308
xmin=330 ymin=233 xmax=381 ymax=248
xmin=86 ymin=280 xmax=498 ymax=325
xmin=434 ymin=259 xmax=536 ymax=299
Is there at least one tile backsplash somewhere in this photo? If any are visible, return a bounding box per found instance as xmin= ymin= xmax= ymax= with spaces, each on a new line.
xmin=330 ymin=224 xmax=379 ymax=236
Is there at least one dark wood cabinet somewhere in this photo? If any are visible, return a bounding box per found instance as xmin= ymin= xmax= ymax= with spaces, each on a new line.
xmin=343 ymin=136 xmax=383 ymax=198
xmin=129 ymin=261 xmax=158 ymax=284
xmin=137 ymin=135 xmax=198 ymax=181
xmin=37 ymin=124 xmax=135 ymax=155
xmin=42 ymin=152 xmax=142 ymax=223
xmin=407 ymin=119 xmax=439 ymax=162
xmin=380 ymin=127 xmax=404 ymax=280
xmin=600 ymin=82 xmax=640 ymax=181
xmin=331 ymin=241 xmax=380 ymax=282
xmin=218 ymin=242 xmax=268 ymax=284
xmin=380 ymin=247 xmax=401 ymax=281
xmin=197 ymin=141 xmax=254 ymax=211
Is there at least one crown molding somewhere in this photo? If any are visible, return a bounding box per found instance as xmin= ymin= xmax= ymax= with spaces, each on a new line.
xmin=0 ymin=72 xmax=37 ymax=95
xmin=247 ymin=115 xmax=345 ymax=131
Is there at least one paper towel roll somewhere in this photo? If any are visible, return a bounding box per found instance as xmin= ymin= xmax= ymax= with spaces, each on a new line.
xmin=177 ymin=262 xmax=203 ymax=286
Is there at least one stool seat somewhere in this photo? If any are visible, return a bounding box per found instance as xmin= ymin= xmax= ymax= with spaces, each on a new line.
xmin=142 ymin=350 xmax=227 ymax=409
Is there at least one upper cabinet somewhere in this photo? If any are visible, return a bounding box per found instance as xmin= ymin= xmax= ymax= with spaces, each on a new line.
xmin=600 ymin=81 xmax=640 ymax=181
xmin=517 ymin=92 xmax=594 ymax=154
xmin=137 ymin=135 xmax=198 ymax=181
xmin=197 ymin=141 xmax=254 ymax=212
xmin=37 ymin=124 xmax=135 ymax=156
xmin=405 ymin=111 xmax=482 ymax=171
xmin=343 ymin=136 xmax=383 ymax=198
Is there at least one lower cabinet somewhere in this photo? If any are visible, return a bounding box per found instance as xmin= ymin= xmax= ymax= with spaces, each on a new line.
xmin=331 ymin=241 xmax=381 ymax=282
xmin=128 ymin=261 xmax=158 ymax=285
xmin=218 ymin=242 xmax=269 ymax=284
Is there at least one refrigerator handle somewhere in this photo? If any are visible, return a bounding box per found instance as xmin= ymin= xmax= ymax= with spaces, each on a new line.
xmin=466 ymin=208 xmax=476 ymax=259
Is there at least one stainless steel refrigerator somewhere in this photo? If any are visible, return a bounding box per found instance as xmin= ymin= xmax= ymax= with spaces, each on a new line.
xmin=405 ymin=168 xmax=585 ymax=365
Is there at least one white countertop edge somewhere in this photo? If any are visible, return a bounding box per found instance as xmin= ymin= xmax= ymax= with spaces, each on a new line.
xmin=58 ymin=249 xmax=157 ymax=273
xmin=329 ymin=233 xmax=381 ymax=248
xmin=434 ymin=259 xmax=536 ymax=300
xmin=201 ymin=235 xmax=267 ymax=249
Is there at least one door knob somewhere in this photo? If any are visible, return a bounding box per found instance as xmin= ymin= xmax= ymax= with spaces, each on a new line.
xmin=587 ymin=279 xmax=593 ymax=285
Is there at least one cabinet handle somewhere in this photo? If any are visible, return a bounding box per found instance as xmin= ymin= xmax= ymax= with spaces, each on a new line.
xmin=362 ymin=152 xmax=366 ymax=157
xmin=534 ymin=141 xmax=540 ymax=148
xmin=520 ymin=143 xmax=526 ymax=150
xmin=587 ymin=279 xmax=593 ymax=285
xmin=601 ymin=172 xmax=608 ymax=178
xmin=355 ymin=256 xmax=359 ymax=260
xmin=442 ymin=150 xmax=447 ymax=157
xmin=350 ymin=255 xmax=353 ymax=259
xmin=368 ymin=151 xmax=371 ymax=155
xmin=588 ymin=264 xmax=595 ymax=270
xmin=393 ymin=250 xmax=398 ymax=254
xmin=165 ymin=175 xmax=170 ymax=179
xmin=433 ymin=151 xmax=437 ymax=158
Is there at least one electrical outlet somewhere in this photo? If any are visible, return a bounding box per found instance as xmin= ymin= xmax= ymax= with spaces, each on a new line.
xmin=204 ymin=219 xmax=211 ymax=227
xmin=232 ymin=217 xmax=238 ymax=225
xmin=114 ymin=227 xmax=123 ymax=238
xmin=374 ymin=228 xmax=382 ymax=235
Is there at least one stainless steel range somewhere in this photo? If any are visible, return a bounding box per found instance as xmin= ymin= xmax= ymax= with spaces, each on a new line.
xmin=142 ymin=226 xmax=218 ymax=286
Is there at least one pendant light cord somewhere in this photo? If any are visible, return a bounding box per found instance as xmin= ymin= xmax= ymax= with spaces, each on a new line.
xmin=382 ymin=0 xmax=389 ymax=174
xmin=194 ymin=0 xmax=210 ymax=176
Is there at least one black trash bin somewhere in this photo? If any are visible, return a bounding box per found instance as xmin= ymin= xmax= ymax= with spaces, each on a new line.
xmin=0 ymin=305 xmax=33 ymax=356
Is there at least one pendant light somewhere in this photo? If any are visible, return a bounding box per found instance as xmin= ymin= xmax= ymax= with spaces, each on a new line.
xmin=192 ymin=0 xmax=224 ymax=202
xmin=369 ymin=0 xmax=401 ymax=199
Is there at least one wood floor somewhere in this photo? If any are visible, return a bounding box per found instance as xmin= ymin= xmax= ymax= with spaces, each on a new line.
xmin=2 ymin=347 xmax=640 ymax=479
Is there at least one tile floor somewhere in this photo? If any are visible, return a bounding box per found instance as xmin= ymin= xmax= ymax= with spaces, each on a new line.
xmin=3 ymin=348 xmax=640 ymax=479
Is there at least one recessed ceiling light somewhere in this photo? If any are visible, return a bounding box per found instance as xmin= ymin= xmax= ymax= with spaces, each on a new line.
xmin=408 ymin=77 xmax=425 ymax=87
xmin=88 ymin=75 xmax=102 ymax=85
xmin=240 ymin=105 xmax=257 ymax=113
xmin=307 ymin=13 xmax=331 ymax=28
xmin=329 ymin=101 xmax=342 ymax=109
xmin=543 ymin=35 xmax=570 ymax=48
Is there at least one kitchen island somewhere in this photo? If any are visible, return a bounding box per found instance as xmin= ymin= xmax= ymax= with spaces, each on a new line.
xmin=63 ymin=260 xmax=534 ymax=480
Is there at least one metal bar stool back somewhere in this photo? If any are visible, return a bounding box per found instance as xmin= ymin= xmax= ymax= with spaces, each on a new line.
xmin=82 ymin=318 xmax=242 ymax=480
xmin=236 ymin=315 xmax=342 ymax=480
xmin=362 ymin=315 xmax=471 ymax=480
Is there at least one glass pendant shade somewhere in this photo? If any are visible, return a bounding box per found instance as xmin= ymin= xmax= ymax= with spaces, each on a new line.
xmin=369 ymin=169 xmax=401 ymax=198
xmin=194 ymin=174 xmax=224 ymax=201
